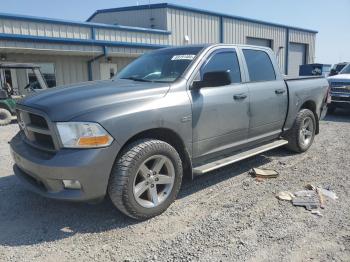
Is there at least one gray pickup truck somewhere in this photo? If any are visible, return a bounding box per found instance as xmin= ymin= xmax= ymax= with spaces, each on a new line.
xmin=10 ymin=44 xmax=329 ymax=220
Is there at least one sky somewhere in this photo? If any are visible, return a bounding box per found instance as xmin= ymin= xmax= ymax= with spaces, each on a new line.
xmin=2 ymin=0 xmax=350 ymax=64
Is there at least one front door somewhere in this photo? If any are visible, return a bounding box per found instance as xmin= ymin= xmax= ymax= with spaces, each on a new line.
xmin=190 ymin=49 xmax=250 ymax=158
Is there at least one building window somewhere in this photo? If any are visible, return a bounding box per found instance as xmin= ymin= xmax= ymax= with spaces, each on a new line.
xmin=243 ymin=49 xmax=276 ymax=82
xmin=246 ymin=37 xmax=273 ymax=48
xmin=28 ymin=63 xmax=56 ymax=87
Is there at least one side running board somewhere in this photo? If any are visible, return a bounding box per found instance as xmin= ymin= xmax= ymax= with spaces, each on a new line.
xmin=193 ymin=139 xmax=288 ymax=175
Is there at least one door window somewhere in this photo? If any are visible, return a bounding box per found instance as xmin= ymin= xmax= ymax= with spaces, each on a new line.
xmin=201 ymin=50 xmax=241 ymax=84
xmin=243 ymin=49 xmax=276 ymax=82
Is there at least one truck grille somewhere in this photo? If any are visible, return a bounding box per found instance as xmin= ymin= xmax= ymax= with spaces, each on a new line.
xmin=17 ymin=109 xmax=57 ymax=152
xmin=331 ymin=87 xmax=350 ymax=94
xmin=330 ymin=82 xmax=350 ymax=87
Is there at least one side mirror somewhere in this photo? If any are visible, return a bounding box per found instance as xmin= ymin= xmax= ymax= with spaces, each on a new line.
xmin=329 ymin=69 xmax=337 ymax=76
xmin=192 ymin=71 xmax=231 ymax=89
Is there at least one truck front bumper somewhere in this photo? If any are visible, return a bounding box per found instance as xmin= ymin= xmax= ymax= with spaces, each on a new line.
xmin=10 ymin=132 xmax=120 ymax=202
xmin=330 ymin=93 xmax=350 ymax=108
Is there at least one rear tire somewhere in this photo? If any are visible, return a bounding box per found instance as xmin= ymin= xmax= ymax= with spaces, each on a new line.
xmin=285 ymin=109 xmax=316 ymax=153
xmin=108 ymin=139 xmax=183 ymax=220
xmin=0 ymin=108 xmax=12 ymax=126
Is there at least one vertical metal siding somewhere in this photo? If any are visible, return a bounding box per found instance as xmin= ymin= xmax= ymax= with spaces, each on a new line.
xmin=223 ymin=18 xmax=286 ymax=73
xmin=0 ymin=19 xmax=91 ymax=39
xmin=94 ymin=28 xmax=168 ymax=45
xmin=289 ymin=29 xmax=316 ymax=64
xmin=0 ymin=40 xmax=102 ymax=54
xmin=3 ymin=53 xmax=89 ymax=85
xmin=166 ymin=8 xmax=220 ymax=45
xmin=89 ymin=9 xmax=168 ymax=30
xmin=89 ymin=55 xmax=138 ymax=80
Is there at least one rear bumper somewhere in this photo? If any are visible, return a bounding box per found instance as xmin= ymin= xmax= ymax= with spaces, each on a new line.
xmin=10 ymin=132 xmax=120 ymax=202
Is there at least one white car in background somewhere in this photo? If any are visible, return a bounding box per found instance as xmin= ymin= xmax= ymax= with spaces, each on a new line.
xmin=327 ymin=64 xmax=350 ymax=113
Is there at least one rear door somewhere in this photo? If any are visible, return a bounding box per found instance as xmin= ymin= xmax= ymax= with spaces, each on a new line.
xmin=190 ymin=48 xmax=250 ymax=158
xmin=241 ymin=48 xmax=288 ymax=141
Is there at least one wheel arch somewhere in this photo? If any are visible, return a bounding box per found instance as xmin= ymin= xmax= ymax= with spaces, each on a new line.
xmin=300 ymin=100 xmax=319 ymax=134
xmin=117 ymin=128 xmax=193 ymax=180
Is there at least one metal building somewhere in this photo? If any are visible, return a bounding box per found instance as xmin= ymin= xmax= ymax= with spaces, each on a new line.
xmin=0 ymin=3 xmax=317 ymax=89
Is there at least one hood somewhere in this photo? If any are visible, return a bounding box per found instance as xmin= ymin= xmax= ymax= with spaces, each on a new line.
xmin=327 ymin=74 xmax=350 ymax=81
xmin=19 ymin=79 xmax=170 ymax=121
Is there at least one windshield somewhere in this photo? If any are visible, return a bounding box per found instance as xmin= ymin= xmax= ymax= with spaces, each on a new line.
xmin=339 ymin=64 xmax=350 ymax=74
xmin=115 ymin=46 xmax=204 ymax=83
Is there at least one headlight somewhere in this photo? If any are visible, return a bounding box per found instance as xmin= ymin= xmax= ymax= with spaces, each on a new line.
xmin=56 ymin=122 xmax=113 ymax=148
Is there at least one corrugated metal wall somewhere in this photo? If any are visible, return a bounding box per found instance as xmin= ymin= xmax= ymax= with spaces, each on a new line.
xmin=6 ymin=54 xmax=137 ymax=84
xmin=166 ymin=8 xmax=220 ymax=45
xmin=90 ymin=56 xmax=136 ymax=80
xmin=4 ymin=54 xmax=89 ymax=85
xmin=289 ymin=29 xmax=316 ymax=64
xmin=108 ymin=46 xmax=149 ymax=56
xmin=89 ymin=8 xmax=167 ymax=30
xmin=0 ymin=39 xmax=102 ymax=55
xmin=94 ymin=28 xmax=168 ymax=45
xmin=0 ymin=18 xmax=91 ymax=39
xmin=223 ymin=18 xmax=286 ymax=72
xmin=0 ymin=17 xmax=170 ymax=47
xmin=0 ymin=6 xmax=317 ymax=85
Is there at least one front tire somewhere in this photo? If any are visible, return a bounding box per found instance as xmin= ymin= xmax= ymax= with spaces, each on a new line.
xmin=0 ymin=108 xmax=12 ymax=126
xmin=285 ymin=109 xmax=316 ymax=153
xmin=108 ymin=139 xmax=183 ymax=220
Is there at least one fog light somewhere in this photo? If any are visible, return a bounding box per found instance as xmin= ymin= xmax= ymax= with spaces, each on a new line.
xmin=62 ymin=180 xmax=81 ymax=190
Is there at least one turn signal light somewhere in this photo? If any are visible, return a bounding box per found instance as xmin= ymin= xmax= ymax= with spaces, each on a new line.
xmin=78 ymin=135 xmax=111 ymax=146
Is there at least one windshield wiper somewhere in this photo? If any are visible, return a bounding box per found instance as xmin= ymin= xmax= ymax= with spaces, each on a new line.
xmin=120 ymin=77 xmax=153 ymax=82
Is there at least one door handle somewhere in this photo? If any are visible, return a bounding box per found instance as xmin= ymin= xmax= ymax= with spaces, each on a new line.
xmin=233 ymin=94 xmax=247 ymax=100
xmin=275 ymin=89 xmax=286 ymax=95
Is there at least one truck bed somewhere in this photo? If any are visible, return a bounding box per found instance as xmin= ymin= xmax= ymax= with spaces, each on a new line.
xmin=283 ymin=76 xmax=329 ymax=132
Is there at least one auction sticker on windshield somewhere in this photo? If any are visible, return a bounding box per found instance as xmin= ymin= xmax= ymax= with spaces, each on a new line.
xmin=171 ymin=55 xmax=196 ymax=61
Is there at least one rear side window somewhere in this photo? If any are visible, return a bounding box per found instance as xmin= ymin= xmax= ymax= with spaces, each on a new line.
xmin=201 ymin=51 xmax=241 ymax=83
xmin=243 ymin=49 xmax=276 ymax=82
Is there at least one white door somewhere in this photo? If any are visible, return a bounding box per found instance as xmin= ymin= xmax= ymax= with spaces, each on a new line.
xmin=288 ymin=43 xmax=306 ymax=77
xmin=100 ymin=63 xmax=118 ymax=80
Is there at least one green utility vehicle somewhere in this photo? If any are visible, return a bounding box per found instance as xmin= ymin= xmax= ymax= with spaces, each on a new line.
xmin=0 ymin=63 xmax=47 ymax=125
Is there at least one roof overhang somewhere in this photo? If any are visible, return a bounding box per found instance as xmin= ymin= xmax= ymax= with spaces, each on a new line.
xmin=0 ymin=62 xmax=40 ymax=69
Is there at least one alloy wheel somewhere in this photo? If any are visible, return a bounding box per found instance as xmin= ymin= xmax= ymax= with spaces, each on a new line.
xmin=133 ymin=155 xmax=175 ymax=208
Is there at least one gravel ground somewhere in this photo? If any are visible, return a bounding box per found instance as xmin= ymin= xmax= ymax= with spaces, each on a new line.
xmin=0 ymin=112 xmax=349 ymax=262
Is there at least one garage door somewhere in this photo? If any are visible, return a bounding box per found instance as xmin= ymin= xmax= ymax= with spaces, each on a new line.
xmin=288 ymin=43 xmax=306 ymax=76
xmin=246 ymin=37 xmax=272 ymax=48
